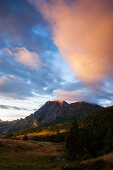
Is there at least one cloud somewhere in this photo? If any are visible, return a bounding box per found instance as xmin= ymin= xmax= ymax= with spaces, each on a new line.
xmin=0 ymin=105 xmax=30 ymax=111
xmin=30 ymin=0 xmax=113 ymax=83
xmin=0 ymin=0 xmax=43 ymax=43
xmin=54 ymin=89 xmax=81 ymax=102
xmin=53 ymin=83 xmax=113 ymax=106
xmin=53 ymin=88 xmax=95 ymax=103
xmin=3 ymin=47 xmax=41 ymax=68
xmin=0 ymin=75 xmax=33 ymax=99
xmin=0 ymin=48 xmax=69 ymax=100
xmin=0 ymin=76 xmax=8 ymax=85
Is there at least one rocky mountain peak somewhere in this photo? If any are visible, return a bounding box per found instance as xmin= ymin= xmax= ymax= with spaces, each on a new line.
xmin=33 ymin=100 xmax=102 ymax=123
xmin=5 ymin=101 xmax=103 ymax=133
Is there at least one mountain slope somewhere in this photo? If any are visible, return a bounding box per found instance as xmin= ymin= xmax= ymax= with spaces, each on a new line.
xmin=79 ymin=105 xmax=113 ymax=128
xmin=0 ymin=120 xmax=18 ymax=135
xmin=7 ymin=101 xmax=102 ymax=133
xmin=66 ymin=105 xmax=113 ymax=160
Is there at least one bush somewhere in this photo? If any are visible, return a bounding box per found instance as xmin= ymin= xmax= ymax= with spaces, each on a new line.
xmin=23 ymin=134 xmax=28 ymax=140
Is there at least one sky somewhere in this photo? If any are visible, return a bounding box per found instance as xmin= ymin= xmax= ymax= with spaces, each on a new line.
xmin=0 ymin=0 xmax=113 ymax=120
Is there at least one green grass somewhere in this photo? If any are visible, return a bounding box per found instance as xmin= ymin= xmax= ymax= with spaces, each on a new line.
xmin=0 ymin=139 xmax=65 ymax=169
xmin=0 ymin=139 xmax=113 ymax=170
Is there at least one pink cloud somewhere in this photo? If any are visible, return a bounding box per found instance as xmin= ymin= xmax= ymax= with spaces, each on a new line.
xmin=3 ymin=47 xmax=41 ymax=68
xmin=53 ymin=89 xmax=82 ymax=102
xmin=30 ymin=0 xmax=113 ymax=83
xmin=0 ymin=75 xmax=18 ymax=86
xmin=53 ymin=88 xmax=101 ymax=104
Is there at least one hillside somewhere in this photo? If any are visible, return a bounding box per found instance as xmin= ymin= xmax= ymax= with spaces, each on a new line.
xmin=0 ymin=120 xmax=19 ymax=135
xmin=6 ymin=101 xmax=102 ymax=134
xmin=7 ymin=106 xmax=113 ymax=141
xmin=8 ymin=105 xmax=113 ymax=143
xmin=66 ymin=105 xmax=113 ymax=160
xmin=79 ymin=105 xmax=113 ymax=128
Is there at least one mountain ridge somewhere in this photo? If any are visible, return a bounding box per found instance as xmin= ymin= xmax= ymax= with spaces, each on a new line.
xmin=5 ymin=100 xmax=102 ymax=134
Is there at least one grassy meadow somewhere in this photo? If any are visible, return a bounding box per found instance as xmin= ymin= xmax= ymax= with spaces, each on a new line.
xmin=0 ymin=139 xmax=65 ymax=169
xmin=0 ymin=138 xmax=113 ymax=169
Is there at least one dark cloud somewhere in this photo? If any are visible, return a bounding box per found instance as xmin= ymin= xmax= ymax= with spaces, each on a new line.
xmin=0 ymin=105 xmax=30 ymax=111
xmin=0 ymin=0 xmax=54 ymax=53
xmin=54 ymin=79 xmax=113 ymax=107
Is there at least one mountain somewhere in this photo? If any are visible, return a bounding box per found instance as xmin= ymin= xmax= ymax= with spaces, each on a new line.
xmin=6 ymin=100 xmax=103 ymax=134
xmin=34 ymin=100 xmax=69 ymax=122
xmin=0 ymin=120 xmax=18 ymax=135
xmin=33 ymin=100 xmax=103 ymax=123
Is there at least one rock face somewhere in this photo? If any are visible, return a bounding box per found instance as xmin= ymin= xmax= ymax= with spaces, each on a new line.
xmin=33 ymin=100 xmax=103 ymax=123
xmin=33 ymin=119 xmax=38 ymax=127
xmin=34 ymin=100 xmax=69 ymax=122
xmin=5 ymin=100 xmax=103 ymax=134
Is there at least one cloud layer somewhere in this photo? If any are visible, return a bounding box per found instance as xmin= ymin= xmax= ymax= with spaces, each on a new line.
xmin=34 ymin=0 xmax=113 ymax=83
xmin=3 ymin=47 xmax=41 ymax=68
xmin=0 ymin=104 xmax=30 ymax=111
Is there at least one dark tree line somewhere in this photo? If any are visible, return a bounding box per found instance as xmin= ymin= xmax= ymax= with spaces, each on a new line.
xmin=66 ymin=119 xmax=113 ymax=160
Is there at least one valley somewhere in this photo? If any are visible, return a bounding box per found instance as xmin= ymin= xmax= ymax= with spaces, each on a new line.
xmin=1 ymin=0 xmax=113 ymax=169
xmin=0 ymin=101 xmax=113 ymax=169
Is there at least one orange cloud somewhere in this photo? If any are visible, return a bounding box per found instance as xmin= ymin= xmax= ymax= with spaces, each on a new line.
xmin=53 ymin=88 xmax=99 ymax=104
xmin=3 ymin=47 xmax=41 ymax=68
xmin=53 ymin=89 xmax=81 ymax=102
xmin=31 ymin=0 xmax=113 ymax=83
